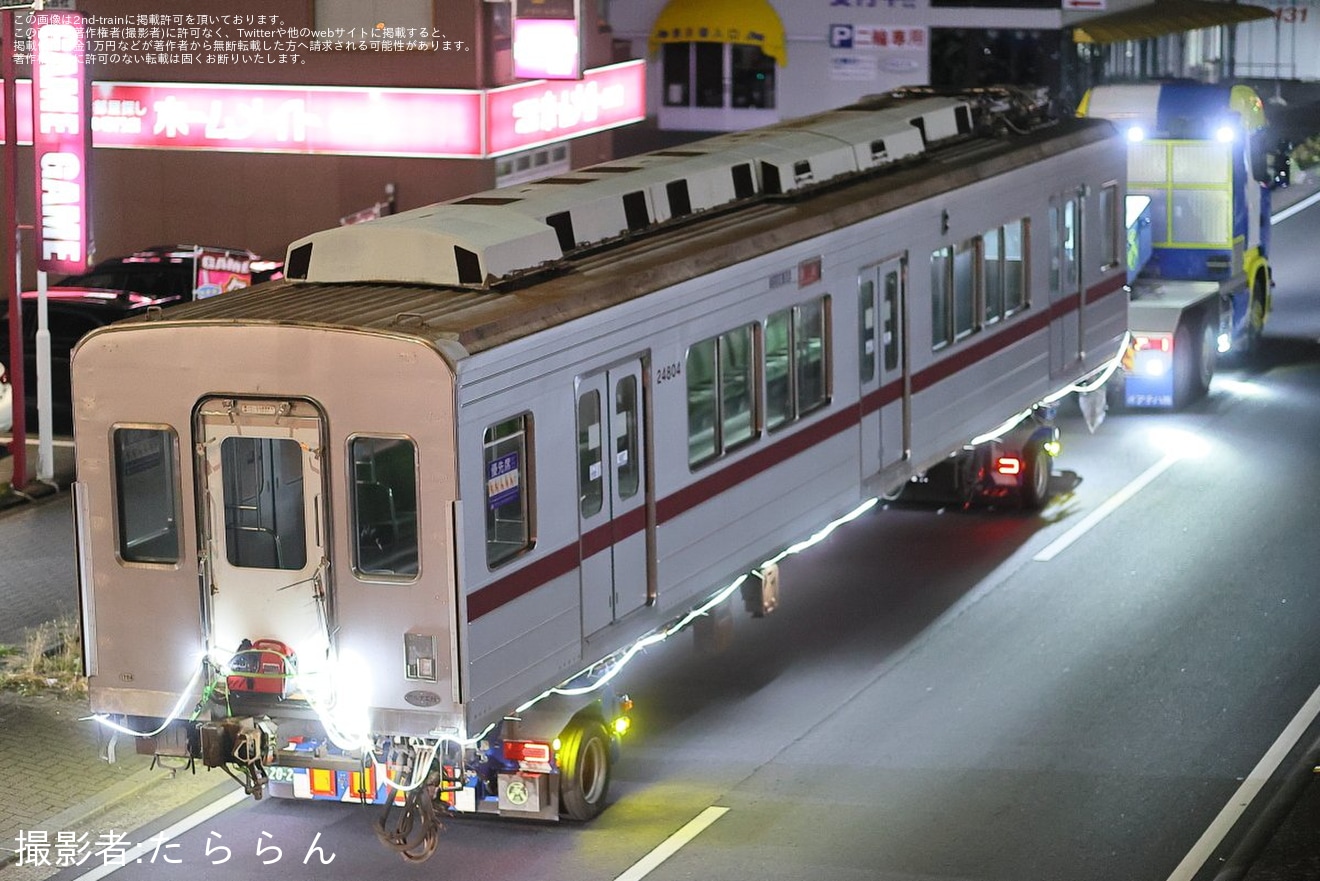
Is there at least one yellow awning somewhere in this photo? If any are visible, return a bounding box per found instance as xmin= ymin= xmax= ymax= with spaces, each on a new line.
xmin=649 ymin=0 xmax=787 ymax=65
xmin=1072 ymin=0 xmax=1275 ymax=44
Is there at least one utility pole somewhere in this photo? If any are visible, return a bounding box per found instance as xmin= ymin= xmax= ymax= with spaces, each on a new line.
xmin=3 ymin=8 xmax=26 ymax=491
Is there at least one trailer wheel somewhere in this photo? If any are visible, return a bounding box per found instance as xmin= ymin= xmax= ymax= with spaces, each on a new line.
xmin=559 ymin=718 xmax=612 ymax=821
xmin=1019 ymin=442 xmax=1053 ymax=511
xmin=1194 ymin=318 xmax=1216 ymax=396
xmin=1172 ymin=322 xmax=1200 ymax=409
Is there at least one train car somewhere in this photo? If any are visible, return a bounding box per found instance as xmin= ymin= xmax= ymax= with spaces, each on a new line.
xmin=70 ymin=88 xmax=1126 ymax=859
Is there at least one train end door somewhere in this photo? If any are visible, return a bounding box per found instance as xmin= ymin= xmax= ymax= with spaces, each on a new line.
xmin=195 ymin=397 xmax=332 ymax=688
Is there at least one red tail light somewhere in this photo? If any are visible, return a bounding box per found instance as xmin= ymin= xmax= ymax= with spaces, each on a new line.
xmin=504 ymin=740 xmax=552 ymax=764
xmin=1133 ymin=332 xmax=1173 ymax=352
xmin=995 ymin=456 xmax=1022 ymax=476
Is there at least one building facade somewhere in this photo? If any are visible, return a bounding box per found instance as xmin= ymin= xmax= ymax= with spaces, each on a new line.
xmin=3 ymin=0 xmax=645 ymax=277
xmin=608 ymin=0 xmax=1278 ymax=130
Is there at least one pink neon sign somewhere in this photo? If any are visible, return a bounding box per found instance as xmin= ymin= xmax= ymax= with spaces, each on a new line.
xmin=513 ymin=18 xmax=582 ymax=80
xmin=32 ymin=12 xmax=91 ymax=274
xmin=89 ymin=81 xmax=485 ymax=158
xmin=487 ymin=61 xmax=646 ymax=156
xmin=0 ymin=60 xmax=645 ymax=159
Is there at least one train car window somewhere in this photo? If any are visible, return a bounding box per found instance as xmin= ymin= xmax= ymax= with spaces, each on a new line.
xmin=721 ymin=325 xmax=756 ymax=451
xmin=794 ymin=299 xmax=828 ymax=415
xmin=112 ymin=426 xmax=181 ymax=564
xmin=484 ymin=415 xmax=534 ymax=568
xmin=615 ymin=376 xmax=640 ymax=499
xmin=687 ymin=324 xmax=759 ymax=468
xmin=882 ymin=268 xmax=901 ymax=372
xmin=1100 ymin=183 xmax=1120 ymax=270
xmin=220 ymin=437 xmax=307 ymax=571
xmin=953 ymin=238 xmax=979 ymax=340
xmin=1048 ymin=202 xmax=1061 ymax=295
xmin=577 ymin=390 xmax=604 ymax=517
xmin=930 ymin=247 xmax=953 ymax=349
xmin=350 ymin=437 xmax=419 ymax=579
xmin=1062 ymin=197 xmax=1080 ymax=295
xmin=859 ymin=279 xmax=876 ymax=382
xmin=1004 ymin=219 xmax=1028 ymax=314
xmin=764 ymin=310 xmax=792 ymax=431
xmin=686 ymin=337 xmax=719 ymax=466
xmin=983 ymin=227 xmax=1004 ymax=324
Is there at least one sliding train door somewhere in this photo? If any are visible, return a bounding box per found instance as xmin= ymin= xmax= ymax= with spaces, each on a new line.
xmin=575 ymin=359 xmax=651 ymax=638
xmin=195 ymin=397 xmax=332 ymax=679
xmin=859 ymin=256 xmax=910 ymax=480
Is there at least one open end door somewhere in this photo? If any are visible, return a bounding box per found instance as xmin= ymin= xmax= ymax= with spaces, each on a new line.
xmin=196 ymin=397 xmax=331 ymax=684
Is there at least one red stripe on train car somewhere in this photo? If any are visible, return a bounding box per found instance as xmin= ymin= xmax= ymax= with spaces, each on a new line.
xmin=466 ymin=274 xmax=1125 ymax=622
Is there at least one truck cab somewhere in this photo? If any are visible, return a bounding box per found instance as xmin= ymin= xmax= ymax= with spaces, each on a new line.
xmin=1079 ymin=83 xmax=1290 ymax=407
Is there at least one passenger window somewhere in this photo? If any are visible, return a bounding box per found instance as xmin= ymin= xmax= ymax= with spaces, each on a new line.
xmin=764 ymin=310 xmax=792 ymax=431
xmin=687 ymin=324 xmax=758 ymax=468
xmin=1100 ymin=183 xmax=1120 ymax=270
xmin=721 ymin=324 xmax=756 ymax=450
xmin=930 ymin=247 xmax=952 ymax=349
xmin=351 ymin=436 xmax=419 ymax=578
xmin=484 ymin=414 xmax=534 ymax=568
xmin=112 ymin=427 xmax=181 ymax=564
xmin=953 ymin=238 xmax=979 ymax=339
xmin=765 ymin=297 xmax=830 ymax=432
xmin=859 ymin=279 xmax=876 ymax=382
xmin=686 ymin=338 xmax=718 ymax=466
xmin=577 ymin=389 xmax=604 ymax=517
xmin=1004 ymin=218 xmax=1028 ymax=314
xmin=220 ymin=436 xmax=307 ymax=571
xmin=794 ymin=299 xmax=827 ymax=415
xmin=615 ymin=375 xmax=640 ymax=499
xmin=882 ymin=267 xmax=901 ymax=372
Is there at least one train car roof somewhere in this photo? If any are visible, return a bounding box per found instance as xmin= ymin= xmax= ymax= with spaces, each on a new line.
xmin=104 ymin=115 xmax=1115 ymax=360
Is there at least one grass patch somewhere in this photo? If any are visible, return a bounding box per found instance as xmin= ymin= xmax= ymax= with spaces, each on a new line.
xmin=0 ymin=617 xmax=87 ymax=697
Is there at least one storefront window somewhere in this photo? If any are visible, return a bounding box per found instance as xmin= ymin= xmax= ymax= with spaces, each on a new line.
xmin=662 ymin=42 xmax=777 ymax=111
xmin=731 ymin=45 xmax=776 ymax=109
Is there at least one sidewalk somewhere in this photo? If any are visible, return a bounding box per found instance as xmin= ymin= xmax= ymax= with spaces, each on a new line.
xmin=0 ymin=438 xmax=75 ymax=512
xmin=1 ymin=442 xmax=233 ymax=878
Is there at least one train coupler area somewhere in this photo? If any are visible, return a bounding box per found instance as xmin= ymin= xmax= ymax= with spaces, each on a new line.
xmin=198 ymin=715 xmax=278 ymax=799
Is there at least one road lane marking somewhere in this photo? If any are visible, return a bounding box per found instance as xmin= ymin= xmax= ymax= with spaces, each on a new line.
xmin=72 ymin=788 xmax=249 ymax=880
xmin=1033 ymin=453 xmax=1180 ymax=562
xmin=614 ymin=806 xmax=730 ymax=881
xmin=1272 ymin=189 xmax=1320 ymax=224
xmin=1165 ymin=682 xmax=1320 ymax=881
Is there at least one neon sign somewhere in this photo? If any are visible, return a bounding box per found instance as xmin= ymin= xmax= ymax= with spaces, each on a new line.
xmin=32 ymin=12 xmax=91 ymax=274
xmin=1 ymin=61 xmax=645 ymax=159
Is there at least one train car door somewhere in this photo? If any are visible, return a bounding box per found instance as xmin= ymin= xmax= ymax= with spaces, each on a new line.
xmin=575 ymin=360 xmax=650 ymax=637
xmin=195 ymin=397 xmax=332 ymax=680
xmin=859 ymin=256 xmax=910 ymax=480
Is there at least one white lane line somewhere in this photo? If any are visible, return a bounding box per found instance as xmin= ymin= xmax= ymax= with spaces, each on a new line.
xmin=614 ymin=806 xmax=730 ymax=881
xmin=1033 ymin=453 xmax=1180 ymax=562
xmin=1272 ymin=189 xmax=1320 ymax=224
xmin=1166 ymin=682 xmax=1320 ymax=881
xmin=73 ymin=788 xmax=250 ymax=880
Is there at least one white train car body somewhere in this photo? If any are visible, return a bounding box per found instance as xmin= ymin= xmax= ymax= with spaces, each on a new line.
xmin=71 ymin=90 xmax=1126 ymax=851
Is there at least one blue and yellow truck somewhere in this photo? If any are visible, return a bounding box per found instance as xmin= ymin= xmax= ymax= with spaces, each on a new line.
xmin=1080 ymin=83 xmax=1291 ymax=408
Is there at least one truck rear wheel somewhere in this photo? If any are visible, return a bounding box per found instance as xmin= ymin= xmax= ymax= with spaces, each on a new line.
xmin=1172 ymin=322 xmax=1204 ymax=409
xmin=1019 ymin=442 xmax=1053 ymax=511
xmin=559 ymin=718 xmax=611 ymax=821
xmin=1195 ymin=318 xmax=1216 ymax=396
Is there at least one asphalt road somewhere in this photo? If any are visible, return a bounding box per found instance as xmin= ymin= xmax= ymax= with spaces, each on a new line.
xmin=11 ymin=186 xmax=1320 ymax=881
